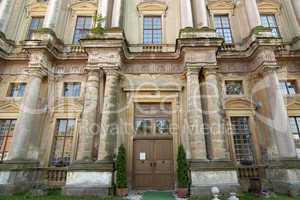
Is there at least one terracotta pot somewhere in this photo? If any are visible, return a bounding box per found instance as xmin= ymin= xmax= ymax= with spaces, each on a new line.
xmin=116 ymin=188 xmax=128 ymax=197
xmin=177 ymin=188 xmax=188 ymax=198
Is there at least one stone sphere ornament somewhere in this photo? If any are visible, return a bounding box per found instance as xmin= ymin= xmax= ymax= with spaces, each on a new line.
xmin=228 ymin=192 xmax=239 ymax=200
xmin=211 ymin=187 xmax=220 ymax=200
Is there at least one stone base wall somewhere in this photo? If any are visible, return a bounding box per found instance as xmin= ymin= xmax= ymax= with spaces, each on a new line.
xmin=0 ymin=170 xmax=42 ymax=195
xmin=190 ymin=170 xmax=240 ymax=196
xmin=266 ymin=168 xmax=300 ymax=197
xmin=63 ymin=171 xmax=113 ymax=197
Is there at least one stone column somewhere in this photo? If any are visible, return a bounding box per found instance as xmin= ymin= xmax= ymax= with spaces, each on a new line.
xmin=180 ymin=0 xmax=194 ymax=28
xmin=8 ymin=67 xmax=46 ymax=160
xmin=292 ymin=0 xmax=300 ymax=25
xmin=76 ymin=69 xmax=100 ymax=162
xmin=0 ymin=0 xmax=13 ymax=33
xmin=111 ymin=0 xmax=123 ymax=28
xmin=245 ymin=0 xmax=262 ymax=30
xmin=186 ymin=66 xmax=207 ymax=160
xmin=203 ymin=68 xmax=227 ymax=160
xmin=98 ymin=69 xmax=119 ymax=161
xmin=262 ymin=67 xmax=297 ymax=158
xmin=43 ymin=0 xmax=61 ymax=29
xmin=192 ymin=0 xmax=208 ymax=28
xmin=98 ymin=0 xmax=109 ymax=28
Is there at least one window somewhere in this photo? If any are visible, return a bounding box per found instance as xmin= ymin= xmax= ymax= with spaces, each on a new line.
xmin=231 ymin=117 xmax=254 ymax=164
xmin=289 ymin=117 xmax=300 ymax=140
xmin=73 ymin=16 xmax=93 ymax=44
xmin=143 ymin=16 xmax=162 ymax=44
xmin=225 ymin=80 xmax=243 ymax=95
xmin=51 ymin=119 xmax=75 ymax=167
xmin=260 ymin=15 xmax=280 ymax=37
xmin=0 ymin=119 xmax=17 ymax=161
xmin=27 ymin=17 xmax=44 ymax=39
xmin=214 ymin=15 xmax=233 ymax=44
xmin=279 ymin=80 xmax=297 ymax=95
xmin=8 ymin=83 xmax=26 ymax=97
xmin=63 ymin=82 xmax=81 ymax=97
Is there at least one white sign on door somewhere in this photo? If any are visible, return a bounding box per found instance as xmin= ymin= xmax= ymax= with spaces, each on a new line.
xmin=139 ymin=152 xmax=146 ymax=160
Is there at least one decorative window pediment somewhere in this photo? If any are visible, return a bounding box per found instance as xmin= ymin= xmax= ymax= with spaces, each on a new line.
xmin=257 ymin=0 xmax=281 ymax=13
xmin=137 ymin=1 xmax=168 ymax=16
xmin=208 ymin=0 xmax=234 ymax=13
xmin=70 ymin=1 xmax=97 ymax=15
xmin=27 ymin=2 xmax=48 ymax=16
xmin=0 ymin=102 xmax=20 ymax=113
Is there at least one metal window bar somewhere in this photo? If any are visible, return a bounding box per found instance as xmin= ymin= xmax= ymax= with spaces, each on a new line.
xmin=260 ymin=15 xmax=280 ymax=37
xmin=231 ymin=117 xmax=254 ymax=164
xmin=214 ymin=15 xmax=233 ymax=44
xmin=0 ymin=119 xmax=16 ymax=161
xmin=143 ymin=16 xmax=162 ymax=44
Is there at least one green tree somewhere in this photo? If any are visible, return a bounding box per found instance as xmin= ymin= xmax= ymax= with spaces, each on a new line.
xmin=177 ymin=144 xmax=189 ymax=188
xmin=116 ymin=144 xmax=127 ymax=188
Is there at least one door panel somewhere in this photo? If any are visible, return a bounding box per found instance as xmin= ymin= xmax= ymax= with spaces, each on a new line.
xmin=133 ymin=138 xmax=174 ymax=190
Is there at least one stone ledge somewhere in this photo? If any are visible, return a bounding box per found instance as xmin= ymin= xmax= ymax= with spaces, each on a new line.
xmin=189 ymin=160 xmax=236 ymax=171
xmin=191 ymin=184 xmax=240 ymax=197
xmin=0 ymin=160 xmax=39 ymax=171
xmin=63 ymin=186 xmax=111 ymax=197
xmin=69 ymin=160 xmax=114 ymax=172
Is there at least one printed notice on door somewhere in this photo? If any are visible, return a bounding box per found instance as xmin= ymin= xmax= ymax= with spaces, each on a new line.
xmin=139 ymin=152 xmax=146 ymax=160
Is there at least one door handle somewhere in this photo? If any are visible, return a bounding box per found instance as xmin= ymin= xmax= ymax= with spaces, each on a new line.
xmin=150 ymin=162 xmax=153 ymax=167
xmin=153 ymin=162 xmax=157 ymax=167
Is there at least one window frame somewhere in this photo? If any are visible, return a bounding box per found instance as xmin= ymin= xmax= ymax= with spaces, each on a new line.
xmin=50 ymin=119 xmax=76 ymax=167
xmin=279 ymin=80 xmax=297 ymax=96
xmin=230 ymin=116 xmax=254 ymax=165
xmin=260 ymin=14 xmax=281 ymax=37
xmin=143 ymin=16 xmax=162 ymax=45
xmin=0 ymin=119 xmax=17 ymax=161
xmin=225 ymin=80 xmax=244 ymax=96
xmin=7 ymin=83 xmax=26 ymax=97
xmin=63 ymin=82 xmax=81 ymax=97
xmin=27 ymin=16 xmax=44 ymax=39
xmin=72 ymin=16 xmax=93 ymax=44
xmin=289 ymin=116 xmax=300 ymax=140
xmin=214 ymin=14 xmax=234 ymax=44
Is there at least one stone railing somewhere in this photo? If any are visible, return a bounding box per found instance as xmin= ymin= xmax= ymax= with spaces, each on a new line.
xmin=64 ymin=45 xmax=86 ymax=54
xmin=142 ymin=44 xmax=163 ymax=52
xmin=220 ymin=43 xmax=236 ymax=51
xmin=46 ymin=167 xmax=68 ymax=187
xmin=238 ymin=165 xmax=266 ymax=179
xmin=128 ymin=44 xmax=176 ymax=53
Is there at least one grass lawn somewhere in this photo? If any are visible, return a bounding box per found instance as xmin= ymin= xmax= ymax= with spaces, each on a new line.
xmin=191 ymin=193 xmax=300 ymax=200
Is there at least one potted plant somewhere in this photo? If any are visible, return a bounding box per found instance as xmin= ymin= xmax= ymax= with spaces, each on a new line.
xmin=176 ymin=144 xmax=189 ymax=198
xmin=116 ymin=144 xmax=128 ymax=197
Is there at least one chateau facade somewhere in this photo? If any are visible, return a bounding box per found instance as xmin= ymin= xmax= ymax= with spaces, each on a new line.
xmin=0 ymin=0 xmax=300 ymax=197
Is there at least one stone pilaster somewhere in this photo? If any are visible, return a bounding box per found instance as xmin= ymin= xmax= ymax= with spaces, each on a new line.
xmin=8 ymin=54 xmax=48 ymax=161
xmin=244 ymin=0 xmax=261 ymax=30
xmin=262 ymin=66 xmax=297 ymax=159
xmin=111 ymin=0 xmax=123 ymax=28
xmin=43 ymin=0 xmax=61 ymax=30
xmin=98 ymin=0 xmax=109 ymax=28
xmin=98 ymin=69 xmax=120 ymax=161
xmin=76 ymin=69 xmax=100 ymax=162
xmin=180 ymin=0 xmax=194 ymax=28
xmin=203 ymin=68 xmax=228 ymax=160
xmin=292 ymin=0 xmax=300 ymax=25
xmin=186 ymin=65 xmax=207 ymax=160
xmin=192 ymin=0 xmax=208 ymax=28
xmin=0 ymin=0 xmax=13 ymax=33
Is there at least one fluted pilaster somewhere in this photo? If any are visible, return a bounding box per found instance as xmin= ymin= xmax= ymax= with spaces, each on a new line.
xmin=180 ymin=0 xmax=194 ymax=28
xmin=98 ymin=0 xmax=109 ymax=28
xmin=203 ymin=68 xmax=228 ymax=160
xmin=291 ymin=0 xmax=300 ymax=25
xmin=111 ymin=0 xmax=123 ymax=28
xmin=192 ymin=0 xmax=208 ymax=28
xmin=98 ymin=69 xmax=119 ymax=161
xmin=245 ymin=0 xmax=261 ymax=30
xmin=76 ymin=69 xmax=100 ymax=162
xmin=8 ymin=66 xmax=47 ymax=160
xmin=186 ymin=66 xmax=207 ymax=160
xmin=0 ymin=0 xmax=13 ymax=33
xmin=43 ymin=0 xmax=61 ymax=30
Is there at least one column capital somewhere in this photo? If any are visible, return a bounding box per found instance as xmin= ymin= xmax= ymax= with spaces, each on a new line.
xmin=203 ymin=67 xmax=218 ymax=77
xmin=103 ymin=69 xmax=120 ymax=77
xmin=25 ymin=67 xmax=48 ymax=79
xmin=260 ymin=65 xmax=281 ymax=76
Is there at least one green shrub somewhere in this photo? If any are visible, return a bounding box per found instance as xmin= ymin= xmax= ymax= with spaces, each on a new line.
xmin=116 ymin=144 xmax=127 ymax=188
xmin=177 ymin=144 xmax=189 ymax=188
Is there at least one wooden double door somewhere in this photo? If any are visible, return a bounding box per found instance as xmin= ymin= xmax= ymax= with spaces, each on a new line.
xmin=133 ymin=138 xmax=174 ymax=190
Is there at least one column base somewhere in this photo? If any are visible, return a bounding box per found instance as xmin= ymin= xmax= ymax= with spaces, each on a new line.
xmin=190 ymin=160 xmax=240 ymax=197
xmin=63 ymin=161 xmax=114 ymax=197
xmin=0 ymin=160 xmax=41 ymax=195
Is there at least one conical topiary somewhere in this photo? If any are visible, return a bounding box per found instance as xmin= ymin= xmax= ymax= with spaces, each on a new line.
xmin=177 ymin=144 xmax=189 ymax=188
xmin=116 ymin=144 xmax=127 ymax=188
